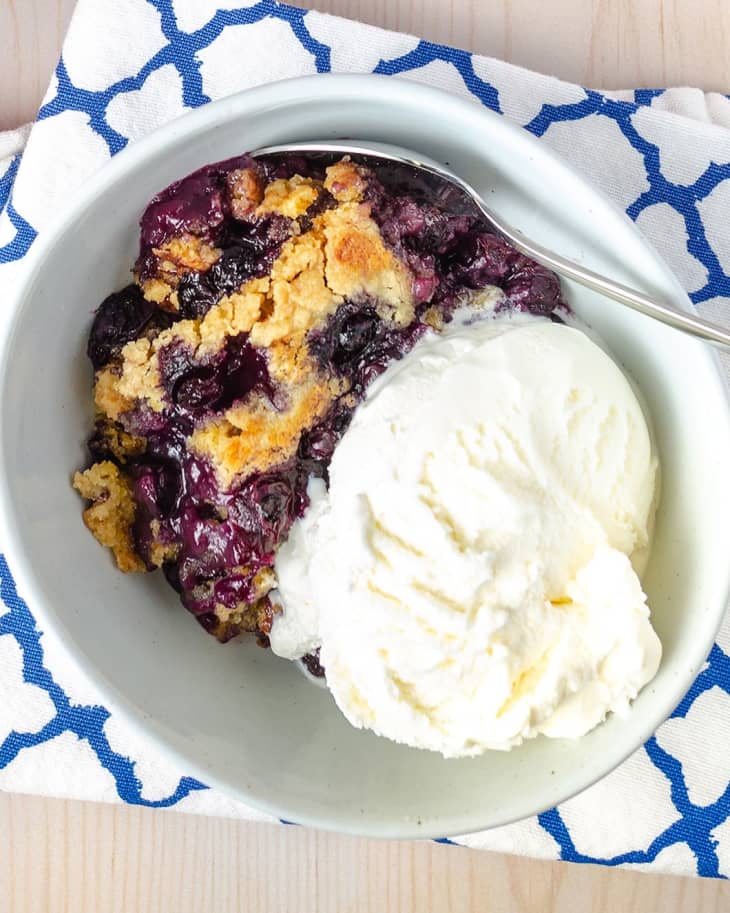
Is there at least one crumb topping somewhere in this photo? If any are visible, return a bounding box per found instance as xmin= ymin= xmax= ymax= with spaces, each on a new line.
xmin=154 ymin=234 xmax=222 ymax=273
xmin=198 ymin=277 xmax=270 ymax=351
xmin=227 ymin=167 xmax=264 ymax=219
xmin=73 ymin=462 xmax=145 ymax=572
xmin=147 ymin=520 xmax=180 ymax=568
xmin=89 ymin=416 xmax=146 ymax=464
xmin=139 ymin=235 xmax=220 ymax=310
xmin=191 ymin=352 xmax=344 ymax=485
xmin=324 ymin=158 xmax=368 ymax=202
xmin=94 ymin=364 xmax=134 ymax=421
xmin=257 ymin=175 xmax=321 ymax=218
xmin=208 ymin=594 xmax=274 ymax=642
xmin=141 ymin=277 xmax=177 ymax=306
xmin=320 ymin=202 xmax=414 ymax=325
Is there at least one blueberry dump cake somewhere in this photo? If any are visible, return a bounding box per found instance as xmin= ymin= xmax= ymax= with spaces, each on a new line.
xmin=74 ymin=151 xmax=662 ymax=756
xmin=74 ymin=153 xmax=563 ymax=643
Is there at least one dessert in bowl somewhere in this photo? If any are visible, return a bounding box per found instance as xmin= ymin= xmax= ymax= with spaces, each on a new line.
xmin=1 ymin=76 xmax=728 ymax=836
xmin=74 ymin=150 xmax=661 ymax=759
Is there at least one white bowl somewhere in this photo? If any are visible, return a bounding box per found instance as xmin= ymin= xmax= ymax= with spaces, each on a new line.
xmin=1 ymin=75 xmax=729 ymax=838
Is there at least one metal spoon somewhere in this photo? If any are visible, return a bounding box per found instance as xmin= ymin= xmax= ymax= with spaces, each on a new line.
xmin=250 ymin=140 xmax=730 ymax=350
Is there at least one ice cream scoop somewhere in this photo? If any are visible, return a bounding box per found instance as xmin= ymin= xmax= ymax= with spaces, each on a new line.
xmin=270 ymin=316 xmax=661 ymax=757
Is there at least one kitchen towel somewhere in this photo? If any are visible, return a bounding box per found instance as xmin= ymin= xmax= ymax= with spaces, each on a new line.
xmin=1 ymin=0 xmax=730 ymax=879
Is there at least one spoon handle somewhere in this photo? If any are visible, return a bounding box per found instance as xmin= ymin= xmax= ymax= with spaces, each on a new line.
xmin=474 ymin=205 xmax=730 ymax=351
xmin=251 ymin=142 xmax=730 ymax=350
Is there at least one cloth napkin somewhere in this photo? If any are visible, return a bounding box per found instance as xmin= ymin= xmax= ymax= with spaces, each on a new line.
xmin=2 ymin=0 xmax=730 ymax=879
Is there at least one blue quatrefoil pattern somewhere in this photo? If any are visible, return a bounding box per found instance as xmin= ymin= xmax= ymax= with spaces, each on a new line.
xmin=1 ymin=0 xmax=730 ymax=877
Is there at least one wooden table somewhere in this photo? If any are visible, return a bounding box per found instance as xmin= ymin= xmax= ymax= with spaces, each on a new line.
xmin=1 ymin=2 xmax=729 ymax=911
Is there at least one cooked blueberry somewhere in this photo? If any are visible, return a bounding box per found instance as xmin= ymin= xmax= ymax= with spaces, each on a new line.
xmin=449 ymin=233 xmax=517 ymax=287
xmin=163 ymin=561 xmax=183 ymax=593
xmin=175 ymin=217 xmax=291 ymax=319
xmin=197 ymin=612 xmax=220 ymax=633
xmin=87 ymin=285 xmax=157 ymax=370
xmin=413 ymin=273 xmax=438 ymax=303
xmin=207 ymin=244 xmax=259 ymax=296
xmin=310 ymin=303 xmax=373 ymax=369
xmin=213 ymin=216 xmax=290 ymax=290
xmin=383 ymin=198 xmax=426 ymax=237
xmin=302 ymin=649 xmax=326 ymax=678
xmin=173 ymin=366 xmax=222 ymax=411
xmin=121 ymin=405 xmax=169 ymax=437
xmin=298 ymin=404 xmax=354 ymax=464
xmin=140 ymin=181 xmax=226 ymax=255
xmin=334 ymin=310 xmax=378 ymax=364
xmin=131 ymin=459 xmax=181 ymax=518
xmin=197 ymin=502 xmax=223 ymax=521
xmin=217 ymin=334 xmax=274 ymax=411
xmin=311 ymin=300 xmax=428 ymax=394
xmin=137 ymin=154 xmax=258 ymax=257
xmin=177 ymin=272 xmax=218 ymax=319
xmin=235 ymin=473 xmax=295 ymax=552
xmin=157 ymin=340 xmax=197 ymax=397
xmin=504 ymin=261 xmax=562 ymax=315
xmin=157 ymin=339 xmax=266 ymax=418
xmin=259 ymin=154 xmax=319 ymax=182
xmin=257 ymin=477 xmax=294 ymax=522
xmin=375 ymin=196 xmax=471 ymax=256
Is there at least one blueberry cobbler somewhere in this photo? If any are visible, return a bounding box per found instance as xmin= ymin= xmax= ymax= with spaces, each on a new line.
xmin=73 ymin=153 xmax=564 ymax=644
xmin=74 ymin=152 xmax=663 ymax=757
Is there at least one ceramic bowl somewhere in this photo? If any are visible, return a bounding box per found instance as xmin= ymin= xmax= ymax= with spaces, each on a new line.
xmin=1 ymin=75 xmax=729 ymax=837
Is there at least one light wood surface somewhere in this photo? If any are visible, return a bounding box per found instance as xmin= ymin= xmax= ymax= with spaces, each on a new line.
xmin=2 ymin=2 xmax=730 ymax=911
xmin=0 ymin=0 xmax=76 ymax=130
xmin=2 ymin=0 xmax=730 ymax=129
xmin=2 ymin=792 xmax=729 ymax=913
xmin=297 ymin=0 xmax=730 ymax=92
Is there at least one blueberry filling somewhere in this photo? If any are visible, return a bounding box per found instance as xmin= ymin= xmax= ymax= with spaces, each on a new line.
xmin=177 ymin=215 xmax=291 ymax=319
xmin=309 ymin=300 xmax=428 ymax=394
xmin=157 ymin=333 xmax=275 ymax=419
xmin=131 ymin=450 xmax=312 ymax=635
xmin=296 ymin=400 xmax=355 ymax=480
xmin=365 ymin=172 xmax=564 ymax=316
xmin=137 ymin=154 xmax=257 ymax=269
xmin=87 ymin=284 xmax=172 ymax=370
xmin=302 ymin=649 xmax=325 ymax=679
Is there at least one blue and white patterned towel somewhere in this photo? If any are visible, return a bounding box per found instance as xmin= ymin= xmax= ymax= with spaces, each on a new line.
xmin=2 ymin=0 xmax=730 ymax=878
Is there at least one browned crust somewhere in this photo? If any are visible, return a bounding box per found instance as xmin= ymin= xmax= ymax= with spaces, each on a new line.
xmin=73 ymin=462 xmax=145 ymax=573
xmin=227 ymin=167 xmax=265 ymax=219
xmin=90 ymin=417 xmax=146 ymax=464
xmin=153 ymin=234 xmax=222 ymax=273
xmin=324 ymin=158 xmax=368 ymax=202
xmin=256 ymin=175 xmax=321 ymax=218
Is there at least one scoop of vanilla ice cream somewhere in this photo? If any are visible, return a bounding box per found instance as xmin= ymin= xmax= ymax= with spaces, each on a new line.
xmin=270 ymin=318 xmax=661 ymax=756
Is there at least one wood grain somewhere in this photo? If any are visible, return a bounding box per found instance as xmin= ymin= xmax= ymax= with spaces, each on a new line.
xmin=1 ymin=793 xmax=729 ymax=913
xmin=296 ymin=0 xmax=730 ymax=91
xmin=0 ymin=0 xmax=76 ymax=130
xmin=1 ymin=0 xmax=729 ymax=130
xmin=2 ymin=2 xmax=730 ymax=911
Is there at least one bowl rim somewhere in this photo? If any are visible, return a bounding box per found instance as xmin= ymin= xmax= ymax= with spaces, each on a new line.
xmin=1 ymin=72 xmax=729 ymax=838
